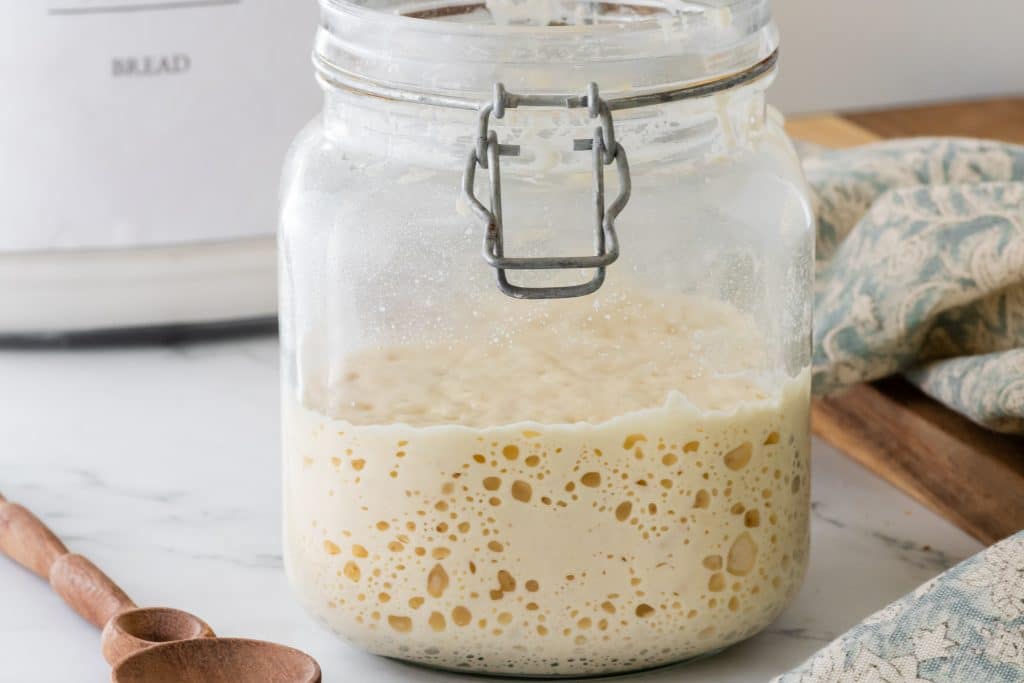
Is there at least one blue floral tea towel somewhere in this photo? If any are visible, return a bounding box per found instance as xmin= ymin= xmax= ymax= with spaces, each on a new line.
xmin=776 ymin=531 xmax=1024 ymax=682
xmin=806 ymin=138 xmax=1024 ymax=434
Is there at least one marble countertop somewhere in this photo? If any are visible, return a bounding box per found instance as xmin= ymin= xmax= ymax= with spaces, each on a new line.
xmin=0 ymin=336 xmax=982 ymax=682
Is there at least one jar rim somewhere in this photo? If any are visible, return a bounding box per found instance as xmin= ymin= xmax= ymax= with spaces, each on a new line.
xmin=316 ymin=0 xmax=778 ymax=102
xmin=321 ymin=0 xmax=767 ymax=37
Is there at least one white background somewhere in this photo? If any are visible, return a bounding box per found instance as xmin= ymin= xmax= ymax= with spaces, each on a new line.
xmin=771 ymin=0 xmax=1024 ymax=114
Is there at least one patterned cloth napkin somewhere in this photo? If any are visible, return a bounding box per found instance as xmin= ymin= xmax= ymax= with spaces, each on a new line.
xmin=806 ymin=138 xmax=1024 ymax=434
xmin=775 ymin=531 xmax=1024 ymax=682
xmin=776 ymin=139 xmax=1024 ymax=681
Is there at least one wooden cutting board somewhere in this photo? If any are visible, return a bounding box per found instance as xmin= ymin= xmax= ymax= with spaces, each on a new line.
xmin=784 ymin=99 xmax=1024 ymax=547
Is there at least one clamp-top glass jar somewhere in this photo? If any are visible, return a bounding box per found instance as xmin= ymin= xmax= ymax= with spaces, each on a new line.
xmin=280 ymin=0 xmax=813 ymax=676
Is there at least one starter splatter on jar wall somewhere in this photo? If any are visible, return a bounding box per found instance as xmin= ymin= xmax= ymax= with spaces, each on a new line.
xmin=279 ymin=0 xmax=814 ymax=676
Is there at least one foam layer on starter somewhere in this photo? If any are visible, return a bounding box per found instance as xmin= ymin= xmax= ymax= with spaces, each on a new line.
xmin=306 ymin=293 xmax=777 ymax=428
xmin=283 ymin=295 xmax=811 ymax=676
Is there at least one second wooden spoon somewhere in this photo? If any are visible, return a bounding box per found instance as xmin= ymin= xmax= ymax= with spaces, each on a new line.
xmin=0 ymin=493 xmax=321 ymax=683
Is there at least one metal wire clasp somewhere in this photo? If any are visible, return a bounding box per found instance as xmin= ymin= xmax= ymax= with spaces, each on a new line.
xmin=461 ymin=82 xmax=632 ymax=299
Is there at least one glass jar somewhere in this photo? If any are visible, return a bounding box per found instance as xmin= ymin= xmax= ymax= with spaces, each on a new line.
xmin=280 ymin=0 xmax=813 ymax=676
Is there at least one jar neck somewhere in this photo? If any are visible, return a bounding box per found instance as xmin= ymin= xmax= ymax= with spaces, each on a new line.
xmin=314 ymin=0 xmax=779 ymax=173
xmin=315 ymin=0 xmax=778 ymax=105
xmin=320 ymin=72 xmax=774 ymax=173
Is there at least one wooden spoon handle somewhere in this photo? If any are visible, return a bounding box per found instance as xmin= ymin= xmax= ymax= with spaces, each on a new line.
xmin=0 ymin=496 xmax=69 ymax=578
xmin=0 ymin=494 xmax=136 ymax=629
xmin=51 ymin=554 xmax=136 ymax=629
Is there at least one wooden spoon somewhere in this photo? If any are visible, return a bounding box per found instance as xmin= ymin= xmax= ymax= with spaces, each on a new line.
xmin=0 ymin=493 xmax=321 ymax=683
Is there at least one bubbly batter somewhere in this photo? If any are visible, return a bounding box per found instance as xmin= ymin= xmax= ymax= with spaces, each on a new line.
xmin=283 ymin=295 xmax=810 ymax=676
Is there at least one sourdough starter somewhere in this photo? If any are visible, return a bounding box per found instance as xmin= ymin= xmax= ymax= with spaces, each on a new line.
xmin=283 ymin=294 xmax=810 ymax=676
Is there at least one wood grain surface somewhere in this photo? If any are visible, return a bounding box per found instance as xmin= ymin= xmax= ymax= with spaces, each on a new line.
xmin=815 ymin=381 xmax=1024 ymax=546
xmin=785 ymin=99 xmax=1024 ymax=547
xmin=846 ymin=98 xmax=1024 ymax=145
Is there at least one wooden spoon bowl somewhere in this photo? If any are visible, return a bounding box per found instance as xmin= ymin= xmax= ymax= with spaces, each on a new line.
xmin=113 ymin=638 xmax=321 ymax=683
xmin=101 ymin=607 xmax=215 ymax=666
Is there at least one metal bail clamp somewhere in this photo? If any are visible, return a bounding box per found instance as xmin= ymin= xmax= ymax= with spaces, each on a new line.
xmin=461 ymin=82 xmax=632 ymax=300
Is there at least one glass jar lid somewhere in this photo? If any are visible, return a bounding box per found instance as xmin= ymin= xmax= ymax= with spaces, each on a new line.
xmin=315 ymin=0 xmax=778 ymax=102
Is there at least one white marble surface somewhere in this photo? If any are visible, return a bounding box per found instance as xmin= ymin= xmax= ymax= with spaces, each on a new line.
xmin=0 ymin=337 xmax=982 ymax=682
